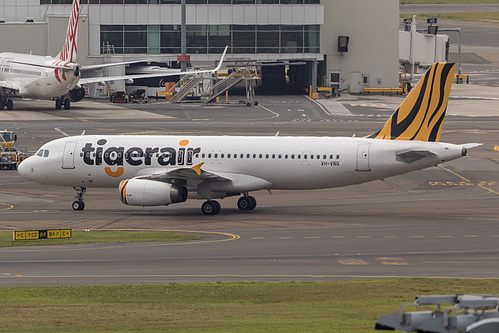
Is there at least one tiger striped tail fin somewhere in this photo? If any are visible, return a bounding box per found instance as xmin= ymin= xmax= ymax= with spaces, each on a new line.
xmin=368 ymin=62 xmax=456 ymax=142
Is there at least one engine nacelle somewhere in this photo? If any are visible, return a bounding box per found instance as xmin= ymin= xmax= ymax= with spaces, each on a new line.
xmin=68 ymin=86 xmax=85 ymax=102
xmin=119 ymin=179 xmax=187 ymax=206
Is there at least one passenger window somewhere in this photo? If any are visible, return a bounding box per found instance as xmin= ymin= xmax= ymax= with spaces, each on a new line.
xmin=44 ymin=150 xmax=50 ymax=157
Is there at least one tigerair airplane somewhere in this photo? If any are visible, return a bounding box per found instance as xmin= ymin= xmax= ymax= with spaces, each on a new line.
xmin=0 ymin=0 xmax=226 ymax=111
xmin=18 ymin=62 xmax=479 ymax=215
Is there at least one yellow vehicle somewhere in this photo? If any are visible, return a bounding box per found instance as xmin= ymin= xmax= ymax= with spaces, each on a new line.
xmin=0 ymin=130 xmax=30 ymax=170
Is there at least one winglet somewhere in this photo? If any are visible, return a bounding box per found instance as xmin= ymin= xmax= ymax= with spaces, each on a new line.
xmin=191 ymin=162 xmax=205 ymax=176
xmin=212 ymin=46 xmax=228 ymax=73
xmin=367 ymin=62 xmax=456 ymax=142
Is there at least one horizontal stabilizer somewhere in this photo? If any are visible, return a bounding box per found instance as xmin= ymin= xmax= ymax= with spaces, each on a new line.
xmin=396 ymin=149 xmax=436 ymax=164
xmin=460 ymin=143 xmax=482 ymax=149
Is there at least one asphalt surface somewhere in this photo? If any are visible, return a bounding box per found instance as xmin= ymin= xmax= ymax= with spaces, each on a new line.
xmin=1 ymin=6 xmax=499 ymax=286
xmin=0 ymin=92 xmax=498 ymax=287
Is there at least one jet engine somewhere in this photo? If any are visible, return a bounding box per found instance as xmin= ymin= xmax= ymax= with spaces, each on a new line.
xmin=119 ymin=179 xmax=188 ymax=206
xmin=68 ymin=86 xmax=85 ymax=102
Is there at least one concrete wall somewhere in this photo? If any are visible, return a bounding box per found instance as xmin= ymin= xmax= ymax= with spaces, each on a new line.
xmin=321 ymin=0 xmax=400 ymax=92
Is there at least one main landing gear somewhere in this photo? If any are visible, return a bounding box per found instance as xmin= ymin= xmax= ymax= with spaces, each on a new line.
xmin=200 ymin=194 xmax=257 ymax=215
xmin=72 ymin=187 xmax=86 ymax=211
xmin=0 ymin=98 xmax=14 ymax=110
xmin=55 ymin=98 xmax=71 ymax=110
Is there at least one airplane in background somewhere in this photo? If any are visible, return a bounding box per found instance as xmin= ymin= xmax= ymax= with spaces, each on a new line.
xmin=0 ymin=0 xmax=226 ymax=111
xmin=18 ymin=62 xmax=480 ymax=215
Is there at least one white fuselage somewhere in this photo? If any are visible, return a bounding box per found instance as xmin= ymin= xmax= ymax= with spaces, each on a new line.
xmin=18 ymin=135 xmax=466 ymax=195
xmin=0 ymin=52 xmax=79 ymax=98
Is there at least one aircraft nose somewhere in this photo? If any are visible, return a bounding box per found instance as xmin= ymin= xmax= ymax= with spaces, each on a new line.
xmin=17 ymin=156 xmax=34 ymax=179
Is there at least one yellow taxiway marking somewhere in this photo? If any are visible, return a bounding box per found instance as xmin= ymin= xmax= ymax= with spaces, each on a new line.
xmin=251 ymin=237 xmax=265 ymax=240
xmin=438 ymin=165 xmax=499 ymax=195
xmin=1 ymin=229 xmax=240 ymax=252
xmin=464 ymin=235 xmax=478 ymax=238
xmin=338 ymin=259 xmax=369 ymax=265
xmin=277 ymin=237 xmax=292 ymax=239
xmin=331 ymin=236 xmax=345 ymax=239
xmin=304 ymin=236 xmax=319 ymax=239
xmin=376 ymin=257 xmax=409 ymax=265
xmin=357 ymin=236 xmax=371 ymax=239
xmin=0 ymin=203 xmax=14 ymax=211
xmin=410 ymin=236 xmax=424 ymax=238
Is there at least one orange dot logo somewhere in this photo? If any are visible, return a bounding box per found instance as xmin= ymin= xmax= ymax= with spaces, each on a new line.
xmin=105 ymin=166 xmax=124 ymax=178
xmin=179 ymin=140 xmax=189 ymax=146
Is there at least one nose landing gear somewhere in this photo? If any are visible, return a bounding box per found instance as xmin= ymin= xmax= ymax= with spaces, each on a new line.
xmin=72 ymin=187 xmax=86 ymax=211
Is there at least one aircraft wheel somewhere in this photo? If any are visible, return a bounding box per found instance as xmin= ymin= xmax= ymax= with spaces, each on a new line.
xmin=6 ymin=99 xmax=13 ymax=110
xmin=237 ymin=196 xmax=256 ymax=211
xmin=201 ymin=200 xmax=221 ymax=215
xmin=55 ymin=99 xmax=63 ymax=110
xmin=0 ymin=99 xmax=4 ymax=110
xmin=72 ymin=200 xmax=85 ymax=211
xmin=64 ymin=99 xmax=71 ymax=110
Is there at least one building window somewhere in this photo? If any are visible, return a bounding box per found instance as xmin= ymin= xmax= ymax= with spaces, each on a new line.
xmin=101 ymin=24 xmax=319 ymax=55
xmin=47 ymin=0 xmax=320 ymax=4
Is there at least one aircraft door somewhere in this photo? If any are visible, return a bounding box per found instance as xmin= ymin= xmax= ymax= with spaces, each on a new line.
xmin=62 ymin=142 xmax=77 ymax=169
xmin=45 ymin=70 xmax=52 ymax=85
xmin=356 ymin=143 xmax=371 ymax=172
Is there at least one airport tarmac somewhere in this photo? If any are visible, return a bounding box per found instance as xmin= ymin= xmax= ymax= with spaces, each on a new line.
xmin=0 ymin=89 xmax=498 ymax=286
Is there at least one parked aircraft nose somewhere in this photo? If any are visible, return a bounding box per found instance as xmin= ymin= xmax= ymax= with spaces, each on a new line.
xmin=17 ymin=156 xmax=35 ymax=180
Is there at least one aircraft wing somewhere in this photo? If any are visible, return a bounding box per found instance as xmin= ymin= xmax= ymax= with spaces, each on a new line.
xmin=137 ymin=163 xmax=228 ymax=182
xmin=135 ymin=162 xmax=273 ymax=196
xmin=81 ymin=60 xmax=152 ymax=71
xmin=79 ymin=46 xmax=227 ymax=85
xmin=0 ymin=81 xmax=21 ymax=93
xmin=7 ymin=60 xmax=72 ymax=70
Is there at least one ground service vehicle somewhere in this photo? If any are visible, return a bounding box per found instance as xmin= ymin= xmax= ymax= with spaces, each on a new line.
xmin=0 ymin=130 xmax=30 ymax=170
xmin=128 ymin=89 xmax=148 ymax=103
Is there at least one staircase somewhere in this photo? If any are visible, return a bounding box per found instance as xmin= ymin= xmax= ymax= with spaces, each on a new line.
xmin=170 ymin=74 xmax=204 ymax=103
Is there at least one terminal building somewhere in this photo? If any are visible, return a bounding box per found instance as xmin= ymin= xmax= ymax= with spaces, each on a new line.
xmin=0 ymin=0 xmax=399 ymax=97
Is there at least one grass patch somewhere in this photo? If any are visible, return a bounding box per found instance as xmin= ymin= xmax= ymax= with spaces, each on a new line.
xmin=0 ymin=279 xmax=498 ymax=332
xmin=402 ymin=12 xmax=499 ymax=23
xmin=0 ymin=230 xmax=201 ymax=247
xmin=401 ymin=0 xmax=499 ymax=4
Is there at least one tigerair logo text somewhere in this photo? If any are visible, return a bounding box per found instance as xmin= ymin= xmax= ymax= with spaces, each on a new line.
xmin=80 ymin=139 xmax=201 ymax=178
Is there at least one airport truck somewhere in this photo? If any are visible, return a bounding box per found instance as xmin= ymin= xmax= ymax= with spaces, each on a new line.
xmin=0 ymin=130 xmax=31 ymax=170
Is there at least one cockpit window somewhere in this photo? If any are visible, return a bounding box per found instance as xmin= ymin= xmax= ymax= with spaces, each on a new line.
xmin=36 ymin=149 xmax=44 ymax=157
xmin=43 ymin=150 xmax=49 ymax=157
